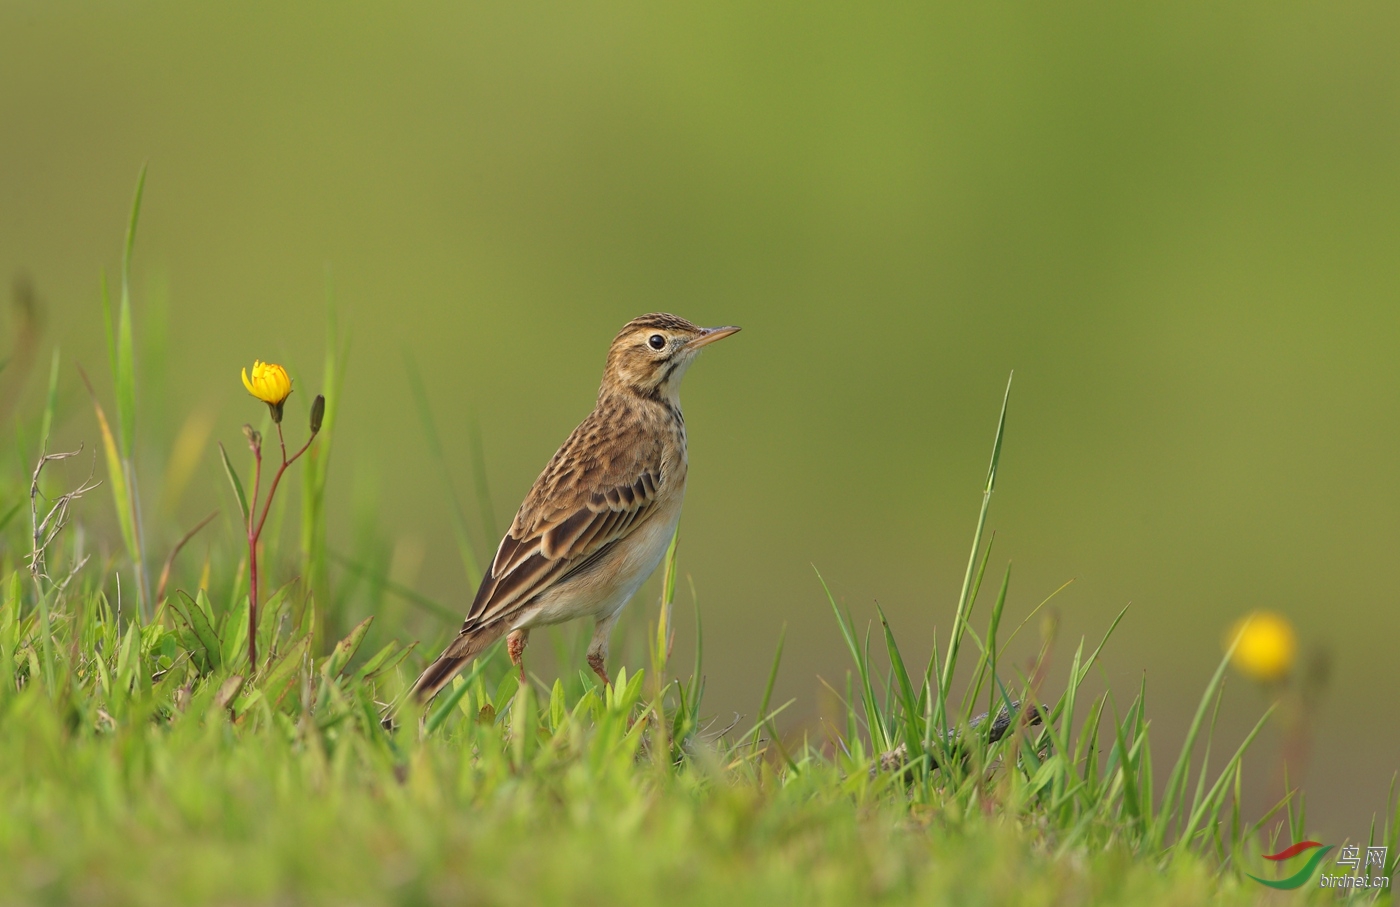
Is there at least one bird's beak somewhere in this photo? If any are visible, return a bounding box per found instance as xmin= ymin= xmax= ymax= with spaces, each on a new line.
xmin=687 ymin=325 xmax=741 ymax=349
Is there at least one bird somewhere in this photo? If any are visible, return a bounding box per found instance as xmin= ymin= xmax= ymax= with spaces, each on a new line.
xmin=410 ymin=313 xmax=740 ymax=703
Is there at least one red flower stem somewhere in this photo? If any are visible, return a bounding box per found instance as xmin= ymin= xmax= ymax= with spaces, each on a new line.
xmin=247 ymin=444 xmax=263 ymax=673
xmin=252 ymin=427 xmax=316 ymax=542
xmin=246 ymin=422 xmax=318 ymax=674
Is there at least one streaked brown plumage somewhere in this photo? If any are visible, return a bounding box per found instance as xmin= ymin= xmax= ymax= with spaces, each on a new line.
xmin=411 ymin=313 xmax=739 ymax=703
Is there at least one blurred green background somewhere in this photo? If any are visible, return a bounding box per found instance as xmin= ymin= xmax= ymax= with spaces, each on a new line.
xmin=2 ymin=2 xmax=1397 ymax=834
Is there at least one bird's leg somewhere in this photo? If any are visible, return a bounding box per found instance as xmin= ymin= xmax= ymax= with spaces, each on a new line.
xmin=507 ymin=628 xmax=530 ymax=683
xmin=586 ymin=613 xmax=619 ymax=687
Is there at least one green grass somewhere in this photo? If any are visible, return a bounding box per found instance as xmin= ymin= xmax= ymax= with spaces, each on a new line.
xmin=0 ymin=177 xmax=1392 ymax=905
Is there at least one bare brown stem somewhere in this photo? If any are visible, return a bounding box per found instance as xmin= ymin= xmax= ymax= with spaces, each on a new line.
xmin=156 ymin=509 xmax=218 ymax=605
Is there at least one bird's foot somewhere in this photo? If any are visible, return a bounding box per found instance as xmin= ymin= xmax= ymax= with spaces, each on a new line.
xmin=508 ymin=629 xmax=529 ymax=684
xmin=587 ymin=651 xmax=611 ymax=688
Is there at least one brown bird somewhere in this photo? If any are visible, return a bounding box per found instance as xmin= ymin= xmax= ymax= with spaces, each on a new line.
xmin=411 ymin=313 xmax=739 ymax=703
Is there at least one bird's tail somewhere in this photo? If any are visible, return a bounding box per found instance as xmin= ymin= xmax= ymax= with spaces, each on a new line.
xmin=409 ymin=623 xmax=508 ymax=704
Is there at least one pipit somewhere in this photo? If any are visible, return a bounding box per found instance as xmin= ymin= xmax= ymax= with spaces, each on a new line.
xmin=411 ymin=313 xmax=739 ymax=702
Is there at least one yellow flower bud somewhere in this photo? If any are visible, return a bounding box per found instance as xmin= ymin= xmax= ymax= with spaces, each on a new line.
xmin=241 ymin=360 xmax=293 ymax=422
xmin=1225 ymin=611 xmax=1296 ymax=683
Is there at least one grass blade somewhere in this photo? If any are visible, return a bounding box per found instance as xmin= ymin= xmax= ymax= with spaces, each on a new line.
xmin=1175 ymin=704 xmax=1276 ymax=858
xmin=330 ymin=551 xmax=459 ymax=622
xmin=38 ymin=348 xmax=60 ymax=449
xmin=116 ymin=163 xmax=146 ymax=458
xmin=403 ymin=350 xmax=483 ymax=588
xmin=876 ymin=605 xmax=920 ymax=749
xmin=79 ymin=367 xmax=138 ymax=570
xmin=754 ymin=623 xmax=786 ymax=754
xmin=655 ymin=529 xmax=680 ymax=679
xmin=301 ymin=285 xmax=346 ymax=646
xmin=1154 ymin=634 xmax=1242 ymax=850
xmin=687 ymin=576 xmax=705 ymax=719
xmin=940 ymin=372 xmax=1012 ymax=701
xmin=467 ymin=411 xmax=498 ymax=543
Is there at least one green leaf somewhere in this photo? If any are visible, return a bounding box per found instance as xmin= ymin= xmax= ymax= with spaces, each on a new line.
xmin=218 ymin=442 xmax=250 ymax=527
xmin=492 ymin=673 xmax=520 ymax=717
xmin=173 ymin=591 xmax=222 ymax=673
xmin=350 ymin=640 xmax=408 ymax=684
xmin=115 ymin=623 xmax=140 ymax=693
xmin=260 ymin=634 xmax=311 ymax=705
xmin=322 ymin=616 xmax=373 ymax=678
xmin=220 ymin=594 xmax=249 ymax=673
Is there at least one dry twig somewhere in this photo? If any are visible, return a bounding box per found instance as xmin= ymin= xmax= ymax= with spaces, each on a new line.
xmin=28 ymin=444 xmax=101 ymax=583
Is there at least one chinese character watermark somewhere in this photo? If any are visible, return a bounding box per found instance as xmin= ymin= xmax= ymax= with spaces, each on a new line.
xmin=1318 ymin=845 xmax=1390 ymax=890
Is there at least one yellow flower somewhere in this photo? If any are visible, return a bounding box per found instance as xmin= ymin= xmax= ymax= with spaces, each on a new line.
xmin=1225 ymin=611 xmax=1296 ymax=683
xmin=241 ymin=360 xmax=292 ymax=422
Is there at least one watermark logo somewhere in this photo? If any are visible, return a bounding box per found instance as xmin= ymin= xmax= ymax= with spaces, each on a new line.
xmin=1248 ymin=841 xmax=1390 ymax=891
xmin=1248 ymin=841 xmax=1332 ymax=890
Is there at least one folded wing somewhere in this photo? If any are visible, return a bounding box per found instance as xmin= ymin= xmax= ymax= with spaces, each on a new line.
xmin=459 ymin=422 xmax=666 ymax=633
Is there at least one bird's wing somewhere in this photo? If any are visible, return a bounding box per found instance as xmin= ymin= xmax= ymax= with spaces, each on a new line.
xmin=460 ymin=418 xmax=668 ymax=631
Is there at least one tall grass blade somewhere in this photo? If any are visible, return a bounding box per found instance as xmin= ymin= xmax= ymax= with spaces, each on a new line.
xmin=1154 ymin=635 xmax=1243 ymax=850
xmin=93 ymin=165 xmax=152 ymax=618
xmin=330 ymin=552 xmax=459 ymax=622
xmin=116 ymin=163 xmax=145 ymax=458
xmin=79 ymin=368 xmax=138 ymax=577
xmin=38 ymin=348 xmax=60 ymax=449
xmin=818 ymin=567 xmax=884 ymax=748
xmin=876 ymin=605 xmax=920 ymax=750
xmin=467 ymin=411 xmax=498 ymax=543
xmin=1174 ymin=705 xmax=1276 ymax=858
xmin=655 ymin=530 xmax=680 ymax=676
xmin=0 ymin=502 xmax=21 ymax=534
xmin=754 ymin=623 xmax=786 ymax=754
xmin=962 ymin=562 xmax=1010 ymax=717
xmin=403 ymin=350 xmax=483 ymax=588
xmin=939 ymin=372 xmax=1012 ymax=701
xmin=301 ymin=287 xmax=346 ymax=645
xmin=687 ymin=577 xmax=704 ymax=719
xmin=1002 ymin=577 xmax=1075 ymax=650
xmin=1107 ymin=692 xmax=1144 ymax=827
xmin=1186 ymin=676 xmax=1229 ymax=835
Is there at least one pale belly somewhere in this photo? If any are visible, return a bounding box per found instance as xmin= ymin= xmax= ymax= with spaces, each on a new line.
xmin=514 ymin=493 xmax=684 ymax=631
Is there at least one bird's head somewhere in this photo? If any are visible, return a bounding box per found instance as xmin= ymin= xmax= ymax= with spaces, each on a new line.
xmin=601 ymin=313 xmax=740 ymax=403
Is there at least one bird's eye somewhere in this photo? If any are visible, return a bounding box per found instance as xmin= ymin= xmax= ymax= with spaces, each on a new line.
xmin=648 ymin=334 xmax=666 ymax=350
